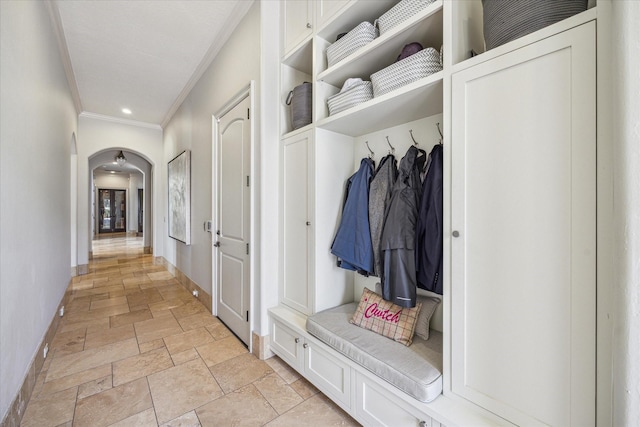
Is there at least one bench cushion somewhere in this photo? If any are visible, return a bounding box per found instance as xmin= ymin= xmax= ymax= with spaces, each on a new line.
xmin=307 ymin=303 xmax=442 ymax=403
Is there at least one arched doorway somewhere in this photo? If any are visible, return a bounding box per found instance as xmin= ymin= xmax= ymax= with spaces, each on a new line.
xmin=88 ymin=149 xmax=154 ymax=258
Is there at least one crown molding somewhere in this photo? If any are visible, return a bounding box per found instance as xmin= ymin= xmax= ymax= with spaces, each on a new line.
xmin=80 ymin=112 xmax=163 ymax=131
xmin=45 ymin=0 xmax=83 ymax=115
xmin=160 ymin=0 xmax=255 ymax=128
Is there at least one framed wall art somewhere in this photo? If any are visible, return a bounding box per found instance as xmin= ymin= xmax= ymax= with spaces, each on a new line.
xmin=168 ymin=149 xmax=191 ymax=245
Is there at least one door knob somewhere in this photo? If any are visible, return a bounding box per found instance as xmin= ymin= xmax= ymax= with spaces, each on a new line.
xmin=303 ymin=343 xmax=309 ymax=349
xmin=452 ymin=230 xmax=460 ymax=238
xmin=306 ymin=221 xmax=311 ymax=226
xmin=213 ymin=241 xmax=220 ymax=247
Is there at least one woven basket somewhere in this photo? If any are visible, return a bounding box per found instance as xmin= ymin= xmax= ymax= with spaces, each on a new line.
xmin=286 ymin=82 xmax=312 ymax=131
xmin=483 ymin=0 xmax=588 ymax=50
xmin=326 ymin=22 xmax=378 ymax=68
xmin=376 ymin=0 xmax=436 ymax=35
xmin=371 ymin=47 xmax=442 ymax=97
xmin=327 ymin=81 xmax=373 ymax=116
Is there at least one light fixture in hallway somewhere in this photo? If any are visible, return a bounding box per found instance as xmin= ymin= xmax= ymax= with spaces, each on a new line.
xmin=121 ymin=108 xmax=132 ymax=114
xmin=115 ymin=150 xmax=126 ymax=166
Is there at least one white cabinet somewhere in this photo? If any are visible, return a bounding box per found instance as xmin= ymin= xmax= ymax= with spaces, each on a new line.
xmin=450 ymin=22 xmax=596 ymax=426
xmin=355 ymin=372 xmax=434 ymax=427
xmin=283 ymin=0 xmax=313 ymax=56
xmin=281 ymin=130 xmax=313 ymax=314
xmin=314 ymin=0 xmax=350 ymax=30
xmin=280 ymin=129 xmax=354 ymax=316
xmin=270 ymin=314 xmax=352 ymax=410
xmin=274 ymin=1 xmax=601 ymax=426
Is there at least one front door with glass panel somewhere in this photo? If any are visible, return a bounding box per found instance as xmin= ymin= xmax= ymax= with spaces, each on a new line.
xmin=99 ymin=189 xmax=126 ymax=233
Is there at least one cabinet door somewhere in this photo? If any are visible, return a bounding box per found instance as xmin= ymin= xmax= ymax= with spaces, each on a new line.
xmin=270 ymin=319 xmax=304 ymax=370
xmin=283 ymin=0 xmax=312 ymax=56
xmin=281 ymin=131 xmax=314 ymax=315
xmin=451 ymin=22 xmax=595 ymax=426
xmin=314 ymin=0 xmax=349 ymax=30
xmin=303 ymin=335 xmax=351 ymax=409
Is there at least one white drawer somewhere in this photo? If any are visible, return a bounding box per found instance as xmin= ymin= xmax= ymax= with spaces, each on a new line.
xmin=270 ymin=319 xmax=303 ymax=370
xmin=304 ymin=335 xmax=352 ymax=409
xmin=355 ymin=372 xmax=432 ymax=427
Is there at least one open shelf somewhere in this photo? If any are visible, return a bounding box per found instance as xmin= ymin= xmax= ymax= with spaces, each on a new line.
xmin=316 ymin=0 xmax=395 ymax=41
xmin=317 ymin=1 xmax=443 ymax=87
xmin=316 ymin=72 xmax=443 ymax=137
xmin=282 ymin=37 xmax=313 ymax=74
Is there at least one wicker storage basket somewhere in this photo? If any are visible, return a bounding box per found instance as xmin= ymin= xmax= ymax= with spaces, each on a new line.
xmin=376 ymin=0 xmax=436 ymax=35
xmin=286 ymin=82 xmax=312 ymax=131
xmin=483 ymin=0 xmax=588 ymax=50
xmin=327 ymin=81 xmax=374 ymax=116
xmin=371 ymin=47 xmax=442 ymax=97
xmin=326 ymin=22 xmax=378 ymax=68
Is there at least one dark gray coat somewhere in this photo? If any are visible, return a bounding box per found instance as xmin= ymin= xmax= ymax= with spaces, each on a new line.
xmin=368 ymin=154 xmax=397 ymax=277
xmin=380 ymin=146 xmax=423 ymax=308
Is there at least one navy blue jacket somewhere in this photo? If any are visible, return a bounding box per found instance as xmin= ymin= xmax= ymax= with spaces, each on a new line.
xmin=416 ymin=144 xmax=443 ymax=294
xmin=331 ymin=158 xmax=375 ymax=274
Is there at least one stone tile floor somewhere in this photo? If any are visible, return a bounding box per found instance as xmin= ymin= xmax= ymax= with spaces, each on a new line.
xmin=21 ymin=235 xmax=359 ymax=426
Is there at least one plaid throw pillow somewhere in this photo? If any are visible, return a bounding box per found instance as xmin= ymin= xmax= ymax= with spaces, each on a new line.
xmin=350 ymin=288 xmax=422 ymax=346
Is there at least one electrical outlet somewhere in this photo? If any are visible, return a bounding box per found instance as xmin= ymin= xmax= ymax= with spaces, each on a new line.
xmin=192 ymin=290 xmax=199 ymax=298
xmin=43 ymin=343 xmax=49 ymax=359
xmin=59 ymin=306 xmax=65 ymax=317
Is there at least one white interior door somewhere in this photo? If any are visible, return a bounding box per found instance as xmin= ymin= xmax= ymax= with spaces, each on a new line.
xmin=215 ymin=95 xmax=251 ymax=346
xmin=451 ymin=22 xmax=596 ymax=426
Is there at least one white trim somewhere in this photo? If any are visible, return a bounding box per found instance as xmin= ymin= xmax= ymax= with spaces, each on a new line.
xmin=161 ymin=0 xmax=255 ymax=128
xmin=45 ymin=0 xmax=82 ymax=114
xmin=79 ymin=112 xmax=162 ymax=131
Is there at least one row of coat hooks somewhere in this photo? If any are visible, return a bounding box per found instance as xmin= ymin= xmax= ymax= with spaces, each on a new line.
xmin=364 ymin=123 xmax=443 ymax=159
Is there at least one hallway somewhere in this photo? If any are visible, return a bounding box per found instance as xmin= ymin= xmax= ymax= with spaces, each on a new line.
xmin=20 ymin=236 xmax=357 ymax=426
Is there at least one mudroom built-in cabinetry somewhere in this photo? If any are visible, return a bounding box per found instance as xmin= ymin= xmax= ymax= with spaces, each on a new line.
xmin=270 ymin=1 xmax=602 ymax=426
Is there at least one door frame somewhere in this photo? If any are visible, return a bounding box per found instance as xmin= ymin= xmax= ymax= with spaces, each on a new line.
xmin=212 ymin=81 xmax=256 ymax=352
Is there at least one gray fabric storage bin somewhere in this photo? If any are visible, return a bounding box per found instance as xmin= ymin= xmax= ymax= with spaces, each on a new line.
xmin=483 ymin=0 xmax=588 ymax=50
xmin=286 ymin=82 xmax=312 ymax=131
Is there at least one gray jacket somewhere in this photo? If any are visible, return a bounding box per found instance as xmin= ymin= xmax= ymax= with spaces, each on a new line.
xmin=368 ymin=154 xmax=397 ymax=277
xmin=380 ymin=146 xmax=423 ymax=308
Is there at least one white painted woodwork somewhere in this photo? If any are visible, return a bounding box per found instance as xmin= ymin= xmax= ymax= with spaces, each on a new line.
xmin=283 ymin=0 xmax=312 ymax=57
xmin=273 ymin=0 xmax=601 ymax=425
xmin=304 ymin=335 xmax=352 ymax=408
xmin=280 ymin=128 xmax=354 ymax=315
xmin=216 ymin=96 xmax=251 ymax=345
xmin=451 ymin=22 xmax=596 ymax=426
xmin=270 ymin=318 xmax=304 ymax=369
xmin=314 ymin=0 xmax=350 ymax=31
xmin=355 ymin=372 xmax=428 ymax=427
xmin=281 ymin=130 xmax=314 ymax=314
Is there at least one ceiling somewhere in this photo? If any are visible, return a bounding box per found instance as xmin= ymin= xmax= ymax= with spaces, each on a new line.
xmin=49 ymin=0 xmax=252 ymax=127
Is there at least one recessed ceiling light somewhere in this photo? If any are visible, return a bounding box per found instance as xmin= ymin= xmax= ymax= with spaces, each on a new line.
xmin=122 ymin=108 xmax=132 ymax=114
xmin=112 ymin=161 xmax=118 ymax=165
xmin=110 ymin=171 xmax=116 ymax=174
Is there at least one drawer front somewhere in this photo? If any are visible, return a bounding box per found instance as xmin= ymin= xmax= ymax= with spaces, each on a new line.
xmin=270 ymin=319 xmax=303 ymax=369
xmin=304 ymin=337 xmax=351 ymax=408
xmin=355 ymin=372 xmax=430 ymax=427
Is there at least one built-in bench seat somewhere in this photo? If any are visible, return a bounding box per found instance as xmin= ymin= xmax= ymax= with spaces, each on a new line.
xmin=306 ymin=302 xmax=443 ymax=403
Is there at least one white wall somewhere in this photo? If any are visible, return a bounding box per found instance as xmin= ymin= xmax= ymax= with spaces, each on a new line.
xmin=77 ymin=116 xmax=163 ymax=262
xmin=163 ymin=2 xmax=262 ymax=301
xmin=129 ymin=172 xmax=143 ymax=233
xmin=0 ymin=0 xmax=78 ymax=420
xmin=94 ymin=173 xmax=130 ymax=189
xmin=611 ymin=1 xmax=640 ymax=424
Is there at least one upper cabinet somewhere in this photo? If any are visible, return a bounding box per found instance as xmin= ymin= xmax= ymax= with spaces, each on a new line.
xmin=314 ymin=0 xmax=351 ymax=31
xmin=283 ymin=0 xmax=313 ymax=57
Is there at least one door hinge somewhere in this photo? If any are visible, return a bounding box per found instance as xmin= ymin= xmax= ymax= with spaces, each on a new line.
xmin=247 ymin=108 xmax=250 ymax=120
xmin=246 ymin=175 xmax=250 ymax=187
xmin=246 ymin=310 xmax=249 ymax=322
xmin=246 ymin=243 xmax=249 ymax=255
